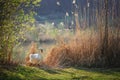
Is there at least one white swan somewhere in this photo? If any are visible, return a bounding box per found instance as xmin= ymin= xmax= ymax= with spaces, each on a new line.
xmin=29 ymin=53 xmax=42 ymax=63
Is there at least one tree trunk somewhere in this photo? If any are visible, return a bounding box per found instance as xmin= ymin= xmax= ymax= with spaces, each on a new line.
xmin=75 ymin=11 xmax=80 ymax=34
xmin=101 ymin=0 xmax=108 ymax=67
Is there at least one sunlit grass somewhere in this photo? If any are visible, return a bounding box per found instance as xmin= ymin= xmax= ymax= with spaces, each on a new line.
xmin=0 ymin=66 xmax=120 ymax=80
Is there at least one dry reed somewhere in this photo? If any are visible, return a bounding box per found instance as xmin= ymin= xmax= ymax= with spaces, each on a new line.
xmin=44 ymin=28 xmax=120 ymax=68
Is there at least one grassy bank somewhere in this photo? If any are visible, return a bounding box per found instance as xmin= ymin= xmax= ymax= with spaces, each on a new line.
xmin=0 ymin=65 xmax=120 ymax=80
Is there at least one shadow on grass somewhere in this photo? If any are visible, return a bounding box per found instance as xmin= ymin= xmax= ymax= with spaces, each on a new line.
xmin=42 ymin=68 xmax=74 ymax=75
xmin=0 ymin=71 xmax=47 ymax=80
xmin=72 ymin=76 xmax=93 ymax=80
xmin=0 ymin=65 xmax=48 ymax=80
xmin=42 ymin=68 xmax=60 ymax=74
xmin=74 ymin=67 xmax=120 ymax=77
xmin=0 ymin=71 xmax=23 ymax=80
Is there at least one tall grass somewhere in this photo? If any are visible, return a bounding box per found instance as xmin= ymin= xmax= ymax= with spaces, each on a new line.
xmin=44 ymin=27 xmax=120 ymax=68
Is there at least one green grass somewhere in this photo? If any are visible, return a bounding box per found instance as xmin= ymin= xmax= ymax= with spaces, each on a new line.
xmin=0 ymin=65 xmax=120 ymax=80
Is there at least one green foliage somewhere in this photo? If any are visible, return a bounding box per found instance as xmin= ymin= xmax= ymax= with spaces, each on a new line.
xmin=0 ymin=0 xmax=41 ymax=62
